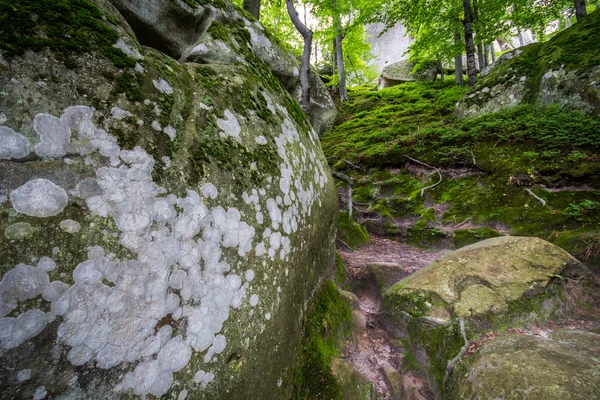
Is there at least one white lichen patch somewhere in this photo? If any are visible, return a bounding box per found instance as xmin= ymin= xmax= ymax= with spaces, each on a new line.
xmin=153 ymin=78 xmax=173 ymax=95
xmin=216 ymin=110 xmax=241 ymax=139
xmin=0 ymin=126 xmax=30 ymax=160
xmin=16 ymin=369 xmax=31 ymax=381
xmin=113 ymin=38 xmax=143 ymax=60
xmin=163 ymin=125 xmax=177 ymax=141
xmin=111 ymin=107 xmax=133 ymax=120
xmin=10 ymin=178 xmax=68 ymax=217
xmin=33 ymin=113 xmax=71 ymax=158
xmin=59 ymin=220 xmax=81 ymax=233
xmin=4 ymin=222 xmax=33 ymax=240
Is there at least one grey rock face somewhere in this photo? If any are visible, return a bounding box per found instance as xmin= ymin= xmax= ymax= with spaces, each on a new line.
xmin=0 ymin=0 xmax=338 ymax=398
xmin=379 ymin=60 xmax=417 ymax=89
xmin=109 ymin=0 xmax=335 ymax=135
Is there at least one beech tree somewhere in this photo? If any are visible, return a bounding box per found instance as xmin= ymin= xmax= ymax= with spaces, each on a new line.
xmin=286 ymin=0 xmax=313 ymax=111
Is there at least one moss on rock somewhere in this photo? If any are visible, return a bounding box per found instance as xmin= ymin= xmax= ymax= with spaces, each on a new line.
xmin=338 ymin=212 xmax=370 ymax=250
xmin=449 ymin=329 xmax=600 ymax=399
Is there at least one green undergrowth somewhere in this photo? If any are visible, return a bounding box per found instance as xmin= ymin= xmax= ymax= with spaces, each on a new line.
xmin=322 ymin=81 xmax=600 ymax=267
xmin=337 ymin=212 xmax=370 ymax=250
xmin=0 ymin=0 xmax=136 ymax=68
xmin=292 ymin=280 xmax=353 ymax=400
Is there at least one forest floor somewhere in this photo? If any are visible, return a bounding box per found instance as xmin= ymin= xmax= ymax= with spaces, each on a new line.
xmin=339 ymin=236 xmax=444 ymax=399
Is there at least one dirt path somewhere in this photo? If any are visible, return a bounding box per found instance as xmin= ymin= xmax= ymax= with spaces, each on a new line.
xmin=339 ymin=235 xmax=445 ymax=399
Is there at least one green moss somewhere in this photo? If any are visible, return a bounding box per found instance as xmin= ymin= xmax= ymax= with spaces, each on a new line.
xmin=0 ymin=0 xmax=136 ymax=68
xmin=337 ymin=212 xmax=370 ymax=250
xmin=292 ymin=280 xmax=353 ymax=400
xmin=112 ymin=71 xmax=142 ymax=102
xmin=182 ymin=0 xmax=226 ymax=9
xmin=468 ymin=9 xmax=600 ymax=104
xmin=453 ymin=228 xmax=502 ymax=249
xmin=190 ymin=133 xmax=278 ymax=187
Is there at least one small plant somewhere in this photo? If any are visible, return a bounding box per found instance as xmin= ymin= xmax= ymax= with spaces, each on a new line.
xmin=566 ymin=200 xmax=600 ymax=222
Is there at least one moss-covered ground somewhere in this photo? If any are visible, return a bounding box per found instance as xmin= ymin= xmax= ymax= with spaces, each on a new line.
xmin=321 ymin=81 xmax=600 ymax=268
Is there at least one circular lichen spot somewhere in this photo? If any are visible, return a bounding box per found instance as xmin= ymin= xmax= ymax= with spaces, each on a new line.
xmin=5 ymin=222 xmax=34 ymax=240
xmin=59 ymin=219 xmax=82 ymax=234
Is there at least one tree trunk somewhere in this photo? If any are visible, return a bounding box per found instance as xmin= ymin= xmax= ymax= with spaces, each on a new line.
xmin=477 ymin=42 xmax=484 ymax=70
xmin=462 ymin=0 xmax=478 ymax=86
xmin=575 ymin=0 xmax=587 ymax=21
xmin=490 ymin=41 xmax=496 ymax=63
xmin=333 ymin=0 xmax=348 ymax=102
xmin=484 ymin=45 xmax=490 ymax=68
xmin=285 ymin=0 xmax=313 ymax=112
xmin=454 ymin=30 xmax=464 ymax=86
xmin=242 ymin=0 xmax=260 ymax=20
xmin=518 ymin=32 xmax=524 ymax=47
xmin=335 ymin=33 xmax=348 ymax=102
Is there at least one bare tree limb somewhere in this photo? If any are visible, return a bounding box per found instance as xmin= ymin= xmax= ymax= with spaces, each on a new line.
xmin=524 ymin=188 xmax=547 ymax=206
xmin=403 ymin=156 xmax=443 ymax=196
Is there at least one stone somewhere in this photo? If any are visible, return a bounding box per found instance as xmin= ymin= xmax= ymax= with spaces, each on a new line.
xmin=383 ymin=236 xmax=598 ymax=397
xmin=364 ymin=262 xmax=409 ymax=293
xmin=0 ymin=0 xmax=337 ymax=398
xmin=338 ymin=288 xmax=359 ymax=308
xmin=381 ymin=364 xmax=403 ymax=399
xmin=330 ymin=358 xmax=378 ymax=400
xmin=379 ymin=60 xmax=417 ymax=89
xmin=385 ymin=236 xmax=589 ymax=323
xmin=292 ymin=69 xmax=337 ymax=135
xmin=352 ymin=309 xmax=367 ymax=331
xmin=456 ymin=11 xmax=600 ymax=118
xmin=450 ymin=329 xmax=600 ymax=399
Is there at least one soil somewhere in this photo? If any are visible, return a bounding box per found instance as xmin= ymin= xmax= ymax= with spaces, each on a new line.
xmin=339 ymin=235 xmax=445 ymax=399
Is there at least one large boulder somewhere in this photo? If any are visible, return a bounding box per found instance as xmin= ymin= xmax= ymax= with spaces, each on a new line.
xmin=378 ymin=60 xmax=417 ymax=89
xmin=456 ymin=10 xmax=600 ymax=118
xmin=450 ymin=329 xmax=600 ymax=399
xmin=0 ymin=0 xmax=338 ymax=399
xmin=383 ymin=236 xmax=599 ymax=397
xmin=108 ymin=0 xmax=336 ymax=135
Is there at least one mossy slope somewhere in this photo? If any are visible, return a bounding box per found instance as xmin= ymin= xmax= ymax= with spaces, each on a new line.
xmin=321 ymin=81 xmax=600 ymax=268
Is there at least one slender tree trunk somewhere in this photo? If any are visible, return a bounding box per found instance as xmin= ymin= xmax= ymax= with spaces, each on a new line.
xmin=439 ymin=61 xmax=445 ymax=82
xmin=286 ymin=0 xmax=313 ymax=112
xmin=575 ymin=0 xmax=587 ymax=21
xmin=332 ymin=0 xmax=347 ymax=103
xmin=518 ymin=32 xmax=524 ymax=47
xmin=484 ymin=45 xmax=490 ymax=68
xmin=242 ymin=0 xmax=260 ymax=20
xmin=335 ymin=32 xmax=348 ymax=102
xmin=454 ymin=30 xmax=464 ymax=86
xmin=462 ymin=0 xmax=478 ymax=86
xmin=490 ymin=41 xmax=496 ymax=63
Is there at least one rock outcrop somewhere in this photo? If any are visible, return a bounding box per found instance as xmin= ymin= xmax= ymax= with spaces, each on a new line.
xmin=0 ymin=0 xmax=338 ymax=398
xmin=107 ymin=0 xmax=336 ymax=134
xmin=383 ymin=236 xmax=599 ymax=398
xmin=456 ymin=10 xmax=600 ymax=118
xmin=378 ymin=60 xmax=417 ymax=89
xmin=450 ymin=329 xmax=600 ymax=399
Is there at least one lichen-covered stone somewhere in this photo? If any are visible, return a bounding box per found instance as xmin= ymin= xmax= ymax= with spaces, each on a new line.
xmin=449 ymin=329 xmax=600 ymax=399
xmin=379 ymin=60 xmax=417 ymax=89
xmin=383 ymin=236 xmax=598 ymax=397
xmin=0 ymin=0 xmax=338 ymax=398
xmin=330 ymin=357 xmax=378 ymax=400
xmin=456 ymin=10 xmax=600 ymax=118
xmin=385 ymin=236 xmax=587 ymax=322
